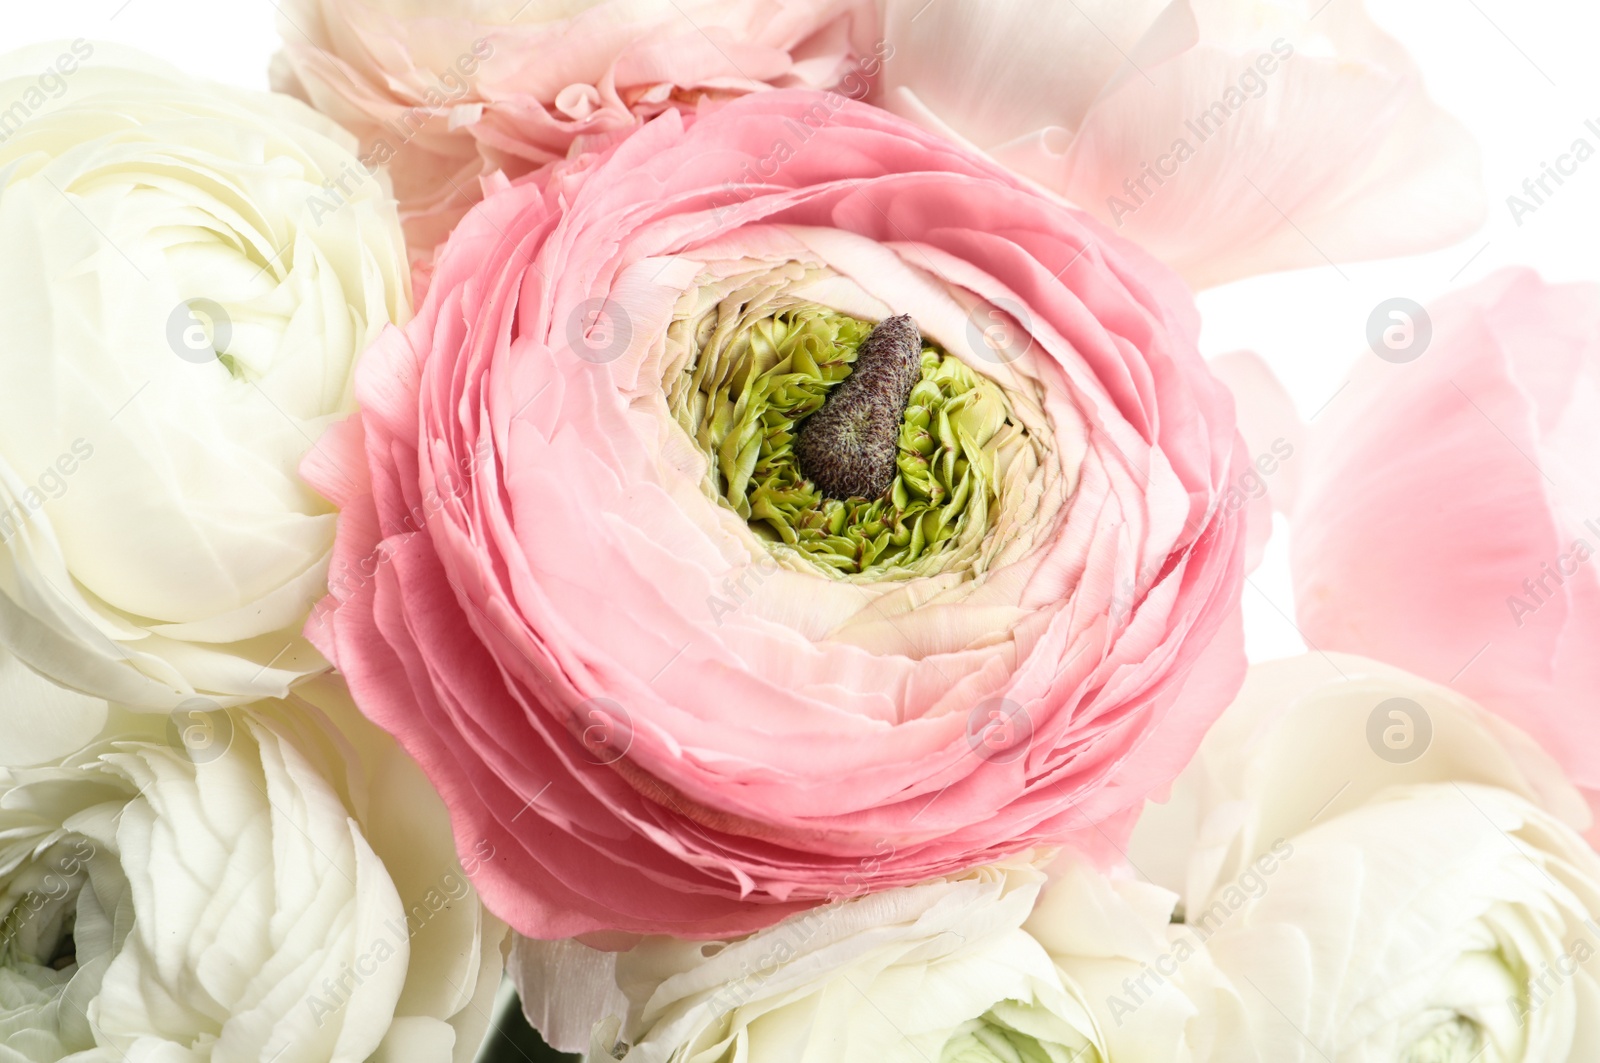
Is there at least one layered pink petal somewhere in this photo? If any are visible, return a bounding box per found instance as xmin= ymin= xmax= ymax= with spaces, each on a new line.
xmin=307 ymin=93 xmax=1247 ymax=937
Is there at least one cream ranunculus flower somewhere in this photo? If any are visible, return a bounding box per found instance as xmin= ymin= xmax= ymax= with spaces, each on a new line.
xmin=1131 ymin=654 xmax=1600 ymax=1061
xmin=552 ymin=858 xmax=1231 ymax=1063
xmin=0 ymin=674 xmax=506 ymax=1062
xmin=877 ymin=0 xmax=1485 ymax=289
xmin=0 ymin=42 xmax=410 ymax=716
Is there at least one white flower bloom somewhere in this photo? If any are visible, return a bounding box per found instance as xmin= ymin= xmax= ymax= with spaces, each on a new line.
xmin=0 ymin=42 xmax=410 ymax=715
xmin=555 ymin=858 xmax=1228 ymax=1063
xmin=0 ymin=675 xmax=505 ymax=1062
xmin=1024 ymin=862 xmax=1249 ymax=1062
xmin=1131 ymin=654 xmax=1600 ymax=1061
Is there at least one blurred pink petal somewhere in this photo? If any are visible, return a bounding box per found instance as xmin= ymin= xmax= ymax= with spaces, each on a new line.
xmin=879 ymin=0 xmax=1485 ymax=289
xmin=1293 ymin=269 xmax=1600 ymax=836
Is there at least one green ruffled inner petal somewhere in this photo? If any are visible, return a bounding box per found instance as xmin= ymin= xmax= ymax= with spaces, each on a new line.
xmin=673 ymin=303 xmax=1018 ymax=578
xmin=1403 ymin=1019 xmax=1485 ymax=1063
xmin=940 ymin=1006 xmax=1102 ymax=1063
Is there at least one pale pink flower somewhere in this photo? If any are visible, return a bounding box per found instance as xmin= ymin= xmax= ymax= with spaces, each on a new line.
xmin=878 ymin=0 xmax=1485 ymax=289
xmin=271 ymin=0 xmax=881 ymax=257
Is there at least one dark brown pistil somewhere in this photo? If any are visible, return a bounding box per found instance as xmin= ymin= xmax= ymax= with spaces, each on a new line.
xmin=795 ymin=314 xmax=922 ymax=500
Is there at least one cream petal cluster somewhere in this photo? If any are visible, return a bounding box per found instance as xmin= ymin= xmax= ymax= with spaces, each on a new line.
xmin=0 ymin=675 xmax=505 ymax=1063
xmin=1131 ymin=654 xmax=1600 ymax=1061
xmin=0 ymin=43 xmax=410 ymax=715
xmin=878 ymin=0 xmax=1484 ymax=288
xmin=548 ymin=858 xmax=1229 ymax=1063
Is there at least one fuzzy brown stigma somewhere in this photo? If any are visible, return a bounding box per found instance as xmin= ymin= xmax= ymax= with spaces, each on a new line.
xmin=795 ymin=314 xmax=923 ymax=500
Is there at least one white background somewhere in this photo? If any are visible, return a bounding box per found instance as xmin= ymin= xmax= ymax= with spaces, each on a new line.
xmin=11 ymin=0 xmax=1600 ymax=663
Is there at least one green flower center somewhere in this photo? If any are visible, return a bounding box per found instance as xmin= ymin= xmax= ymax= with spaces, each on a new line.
xmin=1404 ymin=1017 xmax=1485 ymax=1063
xmin=940 ymin=1005 xmax=1101 ymax=1063
xmin=671 ymin=300 xmax=1021 ymax=579
xmin=0 ymin=842 xmax=88 ymax=973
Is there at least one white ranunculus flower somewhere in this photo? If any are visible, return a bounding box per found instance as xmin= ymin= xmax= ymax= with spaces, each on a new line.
xmin=1131 ymin=654 xmax=1600 ymax=1061
xmin=555 ymin=858 xmax=1230 ymax=1063
xmin=0 ymin=675 xmax=506 ymax=1062
xmin=0 ymin=42 xmax=410 ymax=718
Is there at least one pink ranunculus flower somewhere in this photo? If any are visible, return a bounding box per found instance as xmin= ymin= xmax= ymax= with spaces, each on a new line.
xmin=1292 ymin=269 xmax=1600 ymax=836
xmin=877 ymin=0 xmax=1485 ymax=289
xmin=270 ymin=0 xmax=882 ymax=260
xmin=305 ymin=91 xmax=1248 ymax=938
